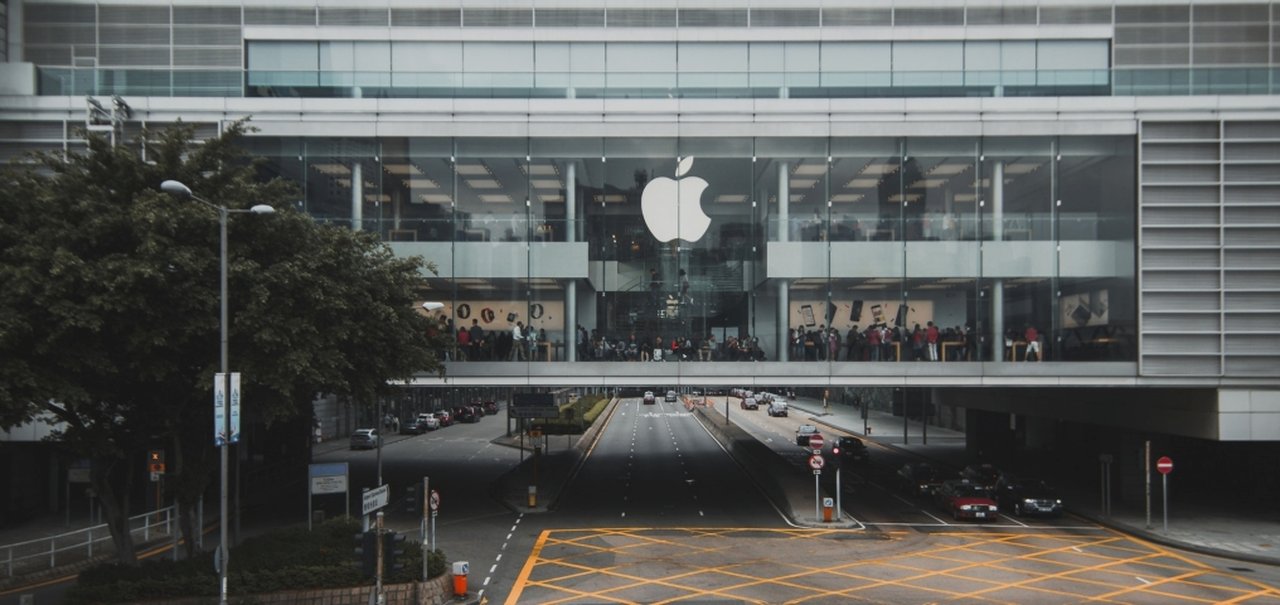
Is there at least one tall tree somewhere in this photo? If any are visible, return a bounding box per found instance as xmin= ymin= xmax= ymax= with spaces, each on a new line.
xmin=0 ymin=122 xmax=446 ymax=564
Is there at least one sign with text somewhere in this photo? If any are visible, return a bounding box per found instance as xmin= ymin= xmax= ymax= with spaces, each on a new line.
xmin=213 ymin=373 xmax=227 ymax=447
xmin=229 ymin=372 xmax=241 ymax=444
xmin=362 ymin=484 xmax=390 ymax=515
xmin=510 ymin=393 xmax=558 ymax=419
xmin=309 ymin=462 xmax=349 ymax=495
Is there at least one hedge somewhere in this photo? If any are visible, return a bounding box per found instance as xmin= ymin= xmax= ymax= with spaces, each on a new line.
xmin=66 ymin=518 xmax=447 ymax=604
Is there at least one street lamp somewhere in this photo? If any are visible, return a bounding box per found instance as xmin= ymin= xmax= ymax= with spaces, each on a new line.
xmin=160 ymin=179 xmax=273 ymax=605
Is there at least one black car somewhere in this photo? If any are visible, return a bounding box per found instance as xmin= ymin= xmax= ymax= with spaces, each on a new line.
xmin=995 ymin=476 xmax=1064 ymax=517
xmin=832 ymin=436 xmax=868 ymax=465
xmin=960 ymin=463 xmax=1003 ymax=491
xmin=897 ymin=463 xmax=947 ymax=497
xmin=454 ymin=406 xmax=479 ymax=423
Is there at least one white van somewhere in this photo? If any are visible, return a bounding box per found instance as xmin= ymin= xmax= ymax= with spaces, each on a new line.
xmin=767 ymin=400 xmax=789 ymax=417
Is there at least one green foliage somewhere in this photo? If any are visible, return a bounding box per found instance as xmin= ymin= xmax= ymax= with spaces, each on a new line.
xmin=67 ymin=518 xmax=444 ymax=603
xmin=581 ymin=396 xmax=610 ymax=424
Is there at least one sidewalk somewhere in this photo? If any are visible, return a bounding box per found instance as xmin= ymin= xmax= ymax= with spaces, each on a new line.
xmin=782 ymin=395 xmax=1280 ymax=567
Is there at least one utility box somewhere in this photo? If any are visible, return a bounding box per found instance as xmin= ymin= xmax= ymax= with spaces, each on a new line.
xmin=452 ymin=561 xmax=469 ymax=596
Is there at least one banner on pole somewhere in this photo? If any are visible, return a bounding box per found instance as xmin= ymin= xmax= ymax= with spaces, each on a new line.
xmin=214 ymin=373 xmax=227 ymax=447
xmin=229 ymin=372 xmax=241 ymax=444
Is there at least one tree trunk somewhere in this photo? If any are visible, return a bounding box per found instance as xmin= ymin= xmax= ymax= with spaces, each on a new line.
xmin=91 ymin=458 xmax=138 ymax=566
xmin=171 ymin=431 xmax=212 ymax=559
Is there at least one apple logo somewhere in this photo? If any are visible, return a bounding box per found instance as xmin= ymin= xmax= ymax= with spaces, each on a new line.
xmin=640 ymin=156 xmax=711 ymax=243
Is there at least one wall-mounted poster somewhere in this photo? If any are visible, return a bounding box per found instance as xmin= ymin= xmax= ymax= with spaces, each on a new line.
xmin=1061 ymin=290 xmax=1110 ymax=327
xmin=800 ymin=304 xmax=816 ymax=327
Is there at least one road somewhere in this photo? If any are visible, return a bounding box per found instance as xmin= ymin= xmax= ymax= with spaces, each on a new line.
xmin=324 ymin=396 xmax=1280 ymax=605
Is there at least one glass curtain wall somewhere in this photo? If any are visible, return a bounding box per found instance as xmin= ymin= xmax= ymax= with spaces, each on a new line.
xmin=242 ymin=134 xmax=1135 ymax=365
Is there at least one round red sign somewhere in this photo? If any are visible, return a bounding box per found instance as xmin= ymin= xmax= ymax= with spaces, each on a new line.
xmin=1156 ymin=456 xmax=1173 ymax=475
xmin=809 ymin=434 xmax=825 ymax=450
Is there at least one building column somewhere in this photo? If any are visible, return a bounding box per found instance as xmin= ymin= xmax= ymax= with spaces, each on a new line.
xmin=351 ymin=161 xmax=363 ymax=231
xmin=777 ymin=161 xmax=791 ymax=361
xmin=777 ymin=281 xmax=790 ymax=362
xmin=778 ymin=161 xmax=790 ymax=242
xmin=564 ymin=162 xmax=577 ymax=361
xmin=991 ymin=160 xmax=1004 ymax=362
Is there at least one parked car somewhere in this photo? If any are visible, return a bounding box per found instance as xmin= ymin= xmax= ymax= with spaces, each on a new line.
xmin=455 ymin=406 xmax=479 ymax=423
xmin=665 ymin=390 xmax=678 ymax=403
xmin=832 ymin=436 xmax=869 ymax=465
xmin=417 ymin=413 xmax=441 ymax=431
xmin=960 ymin=463 xmax=1003 ymax=490
xmin=740 ymin=397 xmax=758 ymax=410
xmin=935 ymin=479 xmax=999 ymax=521
xmin=470 ymin=401 xmax=486 ymax=417
xmin=435 ymin=410 xmax=453 ymax=427
xmin=897 ymin=463 xmax=947 ymax=497
xmin=482 ymin=401 xmax=499 ymax=415
xmin=767 ymin=400 xmax=788 ymax=417
xmin=795 ymin=424 xmax=822 ymax=447
xmin=349 ymin=428 xmax=380 ymax=450
xmin=643 ymin=391 xmax=656 ymax=404
xmin=995 ymin=476 xmax=1064 ymax=517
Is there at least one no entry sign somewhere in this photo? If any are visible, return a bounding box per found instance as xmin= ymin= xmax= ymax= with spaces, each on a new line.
xmin=1156 ymin=456 xmax=1173 ymax=475
xmin=808 ymin=434 xmax=825 ymax=451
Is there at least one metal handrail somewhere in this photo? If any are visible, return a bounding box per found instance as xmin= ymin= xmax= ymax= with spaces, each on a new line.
xmin=1 ymin=505 xmax=177 ymax=578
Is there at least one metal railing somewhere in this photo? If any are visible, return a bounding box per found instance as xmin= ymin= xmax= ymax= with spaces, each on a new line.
xmin=1 ymin=505 xmax=177 ymax=578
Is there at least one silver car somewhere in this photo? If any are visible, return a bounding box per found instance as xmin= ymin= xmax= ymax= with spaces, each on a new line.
xmin=349 ymin=428 xmax=380 ymax=450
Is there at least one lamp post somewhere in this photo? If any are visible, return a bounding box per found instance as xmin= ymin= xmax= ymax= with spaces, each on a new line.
xmin=161 ymin=179 xmax=273 ymax=605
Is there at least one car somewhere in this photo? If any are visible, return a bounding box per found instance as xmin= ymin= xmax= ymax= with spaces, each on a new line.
xmin=643 ymin=391 xmax=656 ymax=404
xmin=417 ymin=413 xmax=441 ymax=431
xmin=935 ymin=479 xmax=999 ymax=521
xmin=455 ymin=406 xmax=479 ymax=423
xmin=400 ymin=418 xmax=428 ymax=434
xmin=795 ymin=424 xmax=821 ymax=447
xmin=665 ymin=390 xmax=678 ymax=403
xmin=832 ymin=436 xmax=868 ymax=465
xmin=995 ymin=476 xmax=1064 ymax=517
xmin=960 ymin=463 xmax=1003 ymax=491
xmin=349 ymin=428 xmax=380 ymax=450
xmin=482 ymin=401 xmax=499 ymax=415
xmin=435 ymin=410 xmax=453 ymax=427
xmin=740 ymin=397 xmax=758 ymax=410
xmin=767 ymin=400 xmax=788 ymax=417
xmin=470 ymin=401 xmax=486 ymax=417
xmin=897 ymin=463 xmax=947 ymax=497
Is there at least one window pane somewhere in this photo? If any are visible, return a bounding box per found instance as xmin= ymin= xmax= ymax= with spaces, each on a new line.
xmin=248 ymin=41 xmax=317 ymax=71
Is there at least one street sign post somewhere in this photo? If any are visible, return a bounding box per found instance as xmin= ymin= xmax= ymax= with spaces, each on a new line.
xmin=308 ymin=462 xmax=349 ymax=530
xmin=429 ymin=489 xmax=440 ymax=552
xmin=362 ymin=484 xmax=390 ymax=516
xmin=809 ymin=454 xmax=824 ymax=521
xmin=1156 ymin=456 xmax=1173 ymax=531
xmin=510 ymin=393 xmax=558 ymax=418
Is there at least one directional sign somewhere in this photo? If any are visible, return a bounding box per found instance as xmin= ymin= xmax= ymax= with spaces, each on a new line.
xmin=511 ymin=393 xmax=559 ymax=418
xmin=808 ymin=434 xmax=825 ymax=451
xmin=808 ymin=454 xmax=825 ymax=470
xmin=429 ymin=489 xmax=441 ymax=511
xmin=1156 ymin=456 xmax=1174 ymax=475
xmin=362 ymin=484 xmax=390 ymax=515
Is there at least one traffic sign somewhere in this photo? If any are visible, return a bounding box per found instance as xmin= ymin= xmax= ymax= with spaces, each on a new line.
xmin=429 ymin=489 xmax=441 ymax=511
xmin=808 ymin=454 xmax=825 ymax=470
xmin=1156 ymin=456 xmax=1173 ymax=475
xmin=362 ymin=484 xmax=390 ymax=515
xmin=808 ymin=434 xmax=825 ymax=451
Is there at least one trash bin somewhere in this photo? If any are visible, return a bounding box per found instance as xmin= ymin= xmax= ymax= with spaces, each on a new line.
xmin=452 ymin=561 xmax=469 ymax=596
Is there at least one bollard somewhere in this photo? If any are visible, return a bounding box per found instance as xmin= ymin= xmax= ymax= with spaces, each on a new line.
xmin=528 ymin=485 xmax=537 ymax=508
xmin=452 ymin=561 xmax=469 ymax=597
xmin=823 ymin=497 xmax=834 ymax=523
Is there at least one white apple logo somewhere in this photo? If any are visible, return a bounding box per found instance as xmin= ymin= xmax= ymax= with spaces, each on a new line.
xmin=640 ymin=156 xmax=712 ymax=243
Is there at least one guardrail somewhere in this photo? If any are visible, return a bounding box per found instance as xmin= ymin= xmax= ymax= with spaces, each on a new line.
xmin=1 ymin=505 xmax=177 ymax=578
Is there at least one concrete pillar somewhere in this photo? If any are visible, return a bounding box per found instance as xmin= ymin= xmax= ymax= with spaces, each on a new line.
xmin=777 ymin=161 xmax=790 ymax=241
xmin=565 ymin=162 xmax=576 ymax=243
xmin=778 ymin=281 xmax=789 ymax=362
xmin=351 ymin=161 xmax=363 ymax=231
xmin=991 ymin=160 xmax=1004 ymax=362
xmin=565 ymin=284 xmax=576 ymax=362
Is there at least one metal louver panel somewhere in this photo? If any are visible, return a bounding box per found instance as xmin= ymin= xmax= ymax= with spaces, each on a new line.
xmin=98 ymin=46 xmax=170 ymax=67
xmin=1225 ymin=122 xmax=1280 ymax=139
xmin=1144 ymin=271 xmax=1221 ymax=290
xmin=318 ymin=9 xmax=388 ymax=27
xmin=1224 ymin=186 xmax=1280 ymax=205
xmin=1225 ymin=249 xmax=1280 ymax=269
xmin=1193 ymin=46 xmax=1269 ymax=65
xmin=1144 ymin=249 xmax=1220 ymax=269
xmin=0 ymin=121 xmax=66 ymax=139
xmin=535 ymin=9 xmax=604 ymax=27
xmin=1115 ymin=47 xmax=1191 ymax=66
xmin=1225 ymin=143 xmax=1280 ymax=161
xmin=25 ymin=46 xmax=73 ymax=65
xmin=1117 ymin=5 xmax=1190 ymax=24
xmin=391 ymin=9 xmax=460 ymax=27
xmin=1144 ymin=206 xmax=1219 ymax=226
xmin=173 ymin=7 xmax=240 ymax=26
xmin=172 ymin=28 xmax=241 ymax=47
xmin=1225 ymin=206 xmax=1280 ymax=224
xmin=100 ymin=25 xmax=170 ymax=46
xmin=1146 ymin=313 xmax=1221 ymax=332
xmin=1144 ymin=292 xmax=1221 ymax=312
xmin=895 ymin=8 xmax=964 ymax=26
xmin=1143 ymin=122 xmax=1219 ymax=140
xmin=678 ymin=9 xmax=747 ymax=28
xmin=1143 ymin=185 xmax=1218 ymax=205
xmin=1115 ymin=26 xmax=1191 ymax=45
xmin=1039 ymin=6 xmax=1112 ymax=25
xmin=1225 ymin=165 xmax=1280 ymax=183
xmin=822 ymin=8 xmax=891 ymax=26
xmin=25 ymin=24 xmax=96 ymax=45
xmin=751 ymin=9 xmax=818 ymax=27
xmin=26 ymin=4 xmax=96 ymax=24
xmin=966 ymin=7 xmax=1037 ymax=25
xmin=606 ymin=9 xmax=676 ymax=28
xmin=100 ymin=6 xmax=168 ymax=25
xmin=463 ymin=9 xmax=532 ymax=27
xmin=173 ymin=47 xmax=241 ymax=67
xmin=1224 ymin=228 xmax=1280 ymax=246
xmin=1143 ymin=143 xmax=1218 ymax=162
xmin=1145 ymin=334 xmax=1221 ymax=353
xmin=244 ymin=8 xmax=315 ymax=26
xmin=1143 ymin=227 xmax=1220 ymax=246
xmin=1225 ymin=312 xmax=1280 ymax=330
xmin=1144 ymin=164 xmax=1218 ymax=184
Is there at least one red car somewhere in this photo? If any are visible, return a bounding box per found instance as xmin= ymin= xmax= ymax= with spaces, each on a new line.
xmin=935 ymin=480 xmax=999 ymax=521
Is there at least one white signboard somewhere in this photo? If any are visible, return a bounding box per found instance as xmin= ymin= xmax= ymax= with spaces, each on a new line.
xmin=213 ymin=373 xmax=227 ymax=447
xmin=362 ymin=484 xmax=390 ymax=515
xmin=229 ymin=372 xmax=241 ymax=444
xmin=309 ymin=463 xmax=349 ymax=495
